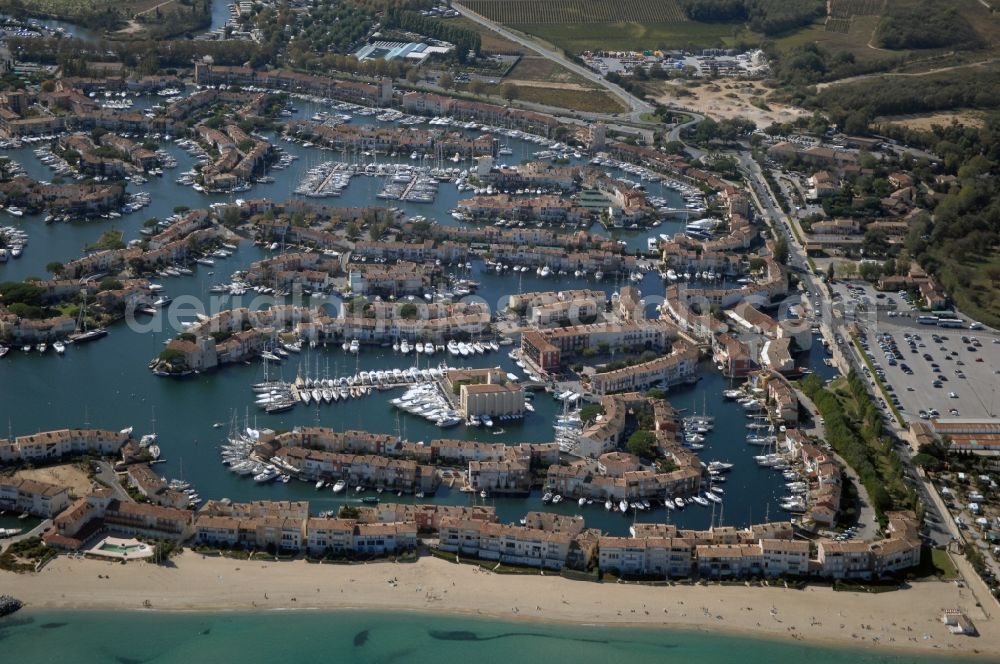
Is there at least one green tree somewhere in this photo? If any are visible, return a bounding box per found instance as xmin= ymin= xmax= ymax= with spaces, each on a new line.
xmin=774 ymin=236 xmax=789 ymax=265
xmin=579 ymin=404 xmax=605 ymax=424
xmin=627 ymin=430 xmax=657 ymax=458
xmin=345 ymin=221 xmax=360 ymax=241
xmin=158 ymin=347 xmax=186 ymax=364
xmin=500 ymin=82 xmax=519 ymax=101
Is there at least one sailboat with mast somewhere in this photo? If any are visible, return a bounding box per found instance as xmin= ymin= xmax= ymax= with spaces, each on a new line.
xmin=68 ymin=290 xmax=108 ymax=343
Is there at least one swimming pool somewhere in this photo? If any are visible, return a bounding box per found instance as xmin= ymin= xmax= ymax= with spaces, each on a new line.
xmin=98 ymin=543 xmax=148 ymax=554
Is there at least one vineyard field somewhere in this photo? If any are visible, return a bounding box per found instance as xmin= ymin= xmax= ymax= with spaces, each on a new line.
xmin=825 ymin=17 xmax=851 ymax=33
xmin=461 ymin=0 xmax=686 ymax=25
xmin=830 ymin=0 xmax=887 ymax=19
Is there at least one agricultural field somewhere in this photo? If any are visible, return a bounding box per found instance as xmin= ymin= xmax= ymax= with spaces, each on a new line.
xmin=461 ymin=0 xmax=686 ymax=25
xmin=447 ymin=15 xmax=527 ymax=54
xmin=778 ymin=0 xmax=1000 ymax=71
xmin=829 ymin=0 xmax=886 ymax=19
xmin=507 ymin=21 xmax=744 ymax=53
xmin=439 ymin=14 xmax=621 ymax=112
xmin=455 ymin=0 xmax=743 ymax=53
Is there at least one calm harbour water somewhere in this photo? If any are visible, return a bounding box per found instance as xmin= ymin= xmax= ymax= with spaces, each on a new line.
xmin=0 ymin=609 xmax=979 ymax=664
xmin=0 ymin=94 xmax=840 ymax=536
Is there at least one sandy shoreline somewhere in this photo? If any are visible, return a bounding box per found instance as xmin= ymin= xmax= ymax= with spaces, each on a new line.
xmin=2 ymin=552 xmax=997 ymax=658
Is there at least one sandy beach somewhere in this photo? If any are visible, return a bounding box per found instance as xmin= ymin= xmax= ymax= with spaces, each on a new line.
xmin=2 ymin=552 xmax=997 ymax=658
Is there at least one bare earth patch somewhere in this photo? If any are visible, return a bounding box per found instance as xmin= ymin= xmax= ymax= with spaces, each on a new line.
xmin=652 ymin=78 xmax=809 ymax=127
xmin=14 ymin=464 xmax=93 ymax=497
xmin=875 ymin=111 xmax=985 ymax=131
xmin=504 ymin=80 xmax=594 ymax=91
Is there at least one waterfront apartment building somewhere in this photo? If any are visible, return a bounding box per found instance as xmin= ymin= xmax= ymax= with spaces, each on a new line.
xmin=467 ymin=459 xmax=531 ymax=495
xmin=38 ymin=489 xmax=922 ymax=579
xmin=271 ymin=427 xmax=556 ymax=470
xmin=508 ymin=289 xmax=606 ymax=326
xmin=274 ymin=446 xmax=439 ymax=494
xmin=0 ymin=478 xmax=72 ymax=518
xmin=0 ymin=429 xmax=129 ymax=464
xmin=304 ymin=517 xmax=355 ymax=554
xmin=436 ymin=517 xmax=576 ymax=569
xmin=588 ymin=340 xmax=699 ymax=395
xmin=816 ymin=511 xmax=921 ymax=579
xmin=507 ymin=288 xmax=608 ymax=314
xmin=125 ymin=463 xmax=191 ymax=509
xmin=194 ymin=65 xmax=393 ymax=106
xmin=576 ymin=392 xmax=646 ymax=458
xmin=520 ymin=329 xmax=561 ymax=373
xmin=353 ymin=503 xmax=497 ymax=532
xmin=102 ymin=501 xmax=195 ymax=541
xmin=444 ymin=367 xmax=526 ymax=419
xmin=199 ymin=499 xmax=311 ymax=522
xmin=348 ymin=261 xmax=432 ymax=297
xmin=600 ymin=534 xmax=809 ymax=579
xmin=520 ymin=320 xmax=680 ymax=374
xmin=599 ymin=536 xmax=695 ymax=577
xmin=193 ymin=514 xmax=418 ymax=556
xmin=546 ymin=464 xmax=701 ymax=502
xmin=42 ymin=489 xmax=193 ymax=549
xmin=459 ymin=382 xmax=525 ymax=419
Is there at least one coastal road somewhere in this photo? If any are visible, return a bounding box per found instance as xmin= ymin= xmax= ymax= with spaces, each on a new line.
xmin=736 ymin=149 xmax=961 ymax=547
xmin=452 ymin=3 xmax=653 ymax=119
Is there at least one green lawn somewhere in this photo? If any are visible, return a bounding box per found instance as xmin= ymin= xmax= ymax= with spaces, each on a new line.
xmin=771 ymin=16 xmax=889 ymax=63
xmin=510 ymin=21 xmax=747 ymax=54
xmin=932 ymin=252 xmax=1000 ymax=330
xmin=911 ymin=546 xmax=959 ymax=580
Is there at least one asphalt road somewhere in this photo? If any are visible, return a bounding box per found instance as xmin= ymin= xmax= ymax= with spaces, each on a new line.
xmin=737 ymin=152 xmax=959 ymax=550
xmin=94 ymin=460 xmax=133 ymax=502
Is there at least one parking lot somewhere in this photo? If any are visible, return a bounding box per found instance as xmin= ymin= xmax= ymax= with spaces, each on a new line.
xmin=832 ymin=281 xmax=1000 ymax=421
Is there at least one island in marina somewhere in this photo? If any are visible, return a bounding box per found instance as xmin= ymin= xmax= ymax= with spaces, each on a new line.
xmin=2 ymin=1 xmax=1000 ymax=658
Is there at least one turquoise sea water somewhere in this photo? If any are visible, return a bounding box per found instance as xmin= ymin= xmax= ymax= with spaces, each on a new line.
xmin=0 ymin=609 xmax=983 ymax=664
